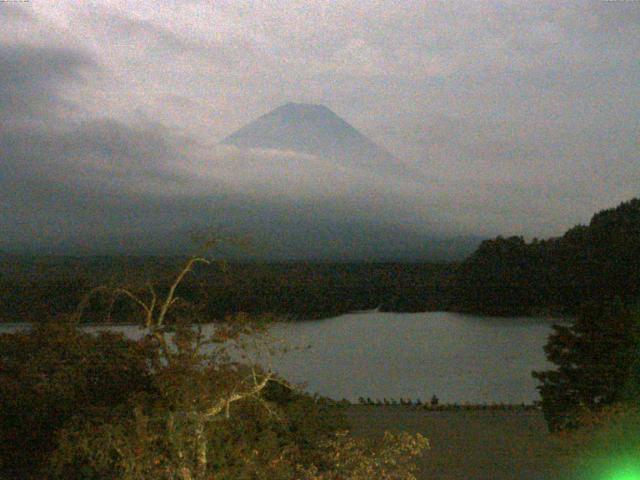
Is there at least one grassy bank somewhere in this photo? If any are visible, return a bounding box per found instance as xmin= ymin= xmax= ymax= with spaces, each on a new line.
xmin=344 ymin=405 xmax=567 ymax=480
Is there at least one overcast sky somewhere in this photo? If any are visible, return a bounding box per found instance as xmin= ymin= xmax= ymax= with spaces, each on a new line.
xmin=1 ymin=1 xmax=639 ymax=254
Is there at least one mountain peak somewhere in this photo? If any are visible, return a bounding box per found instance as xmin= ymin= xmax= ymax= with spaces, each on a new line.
xmin=222 ymin=103 xmax=395 ymax=168
xmin=268 ymin=102 xmax=344 ymax=124
xmin=280 ymin=101 xmax=331 ymax=111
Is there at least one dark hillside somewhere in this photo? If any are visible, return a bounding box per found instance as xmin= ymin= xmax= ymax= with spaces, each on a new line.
xmin=451 ymin=198 xmax=640 ymax=315
xmin=2 ymin=199 xmax=638 ymax=322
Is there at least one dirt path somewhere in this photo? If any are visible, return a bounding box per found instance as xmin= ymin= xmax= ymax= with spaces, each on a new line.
xmin=345 ymin=406 xmax=569 ymax=480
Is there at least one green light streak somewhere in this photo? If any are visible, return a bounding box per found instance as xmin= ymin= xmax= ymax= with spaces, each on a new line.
xmin=603 ymin=460 xmax=640 ymax=480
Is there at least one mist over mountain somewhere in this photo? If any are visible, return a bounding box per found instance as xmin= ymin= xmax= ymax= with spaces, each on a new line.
xmin=53 ymin=102 xmax=477 ymax=261
xmin=3 ymin=2 xmax=638 ymax=262
xmin=213 ymin=102 xmax=478 ymax=260
xmin=222 ymin=102 xmax=397 ymax=172
xmin=2 ymin=92 xmax=479 ymax=260
xmin=2 ymin=183 xmax=480 ymax=261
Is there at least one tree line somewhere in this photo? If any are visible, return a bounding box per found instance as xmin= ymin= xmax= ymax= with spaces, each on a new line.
xmin=451 ymin=198 xmax=640 ymax=316
xmin=2 ymin=199 xmax=639 ymax=323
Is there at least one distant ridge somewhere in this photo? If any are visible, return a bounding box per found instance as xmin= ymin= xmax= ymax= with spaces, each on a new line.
xmin=222 ymin=102 xmax=396 ymax=169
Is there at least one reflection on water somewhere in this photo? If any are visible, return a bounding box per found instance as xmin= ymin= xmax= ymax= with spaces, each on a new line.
xmin=0 ymin=311 xmax=560 ymax=404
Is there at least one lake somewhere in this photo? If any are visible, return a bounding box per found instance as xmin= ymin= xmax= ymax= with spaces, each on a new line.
xmin=0 ymin=311 xmax=560 ymax=404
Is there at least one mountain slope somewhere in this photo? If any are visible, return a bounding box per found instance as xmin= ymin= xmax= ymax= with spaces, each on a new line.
xmin=222 ymin=102 xmax=396 ymax=169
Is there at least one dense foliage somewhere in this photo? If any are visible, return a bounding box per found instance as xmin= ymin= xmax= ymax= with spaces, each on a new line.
xmin=532 ymin=301 xmax=640 ymax=432
xmin=453 ymin=198 xmax=640 ymax=315
xmin=0 ymin=320 xmax=155 ymax=478
xmin=0 ymin=258 xmax=428 ymax=479
xmin=2 ymin=198 xmax=638 ymax=321
xmin=0 ymin=260 xmax=453 ymax=323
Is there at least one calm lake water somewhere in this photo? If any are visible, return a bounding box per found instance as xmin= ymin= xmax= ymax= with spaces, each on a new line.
xmin=0 ymin=311 xmax=560 ymax=404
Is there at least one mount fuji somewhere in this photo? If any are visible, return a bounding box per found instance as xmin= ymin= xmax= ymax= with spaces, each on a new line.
xmin=222 ymin=102 xmax=397 ymax=171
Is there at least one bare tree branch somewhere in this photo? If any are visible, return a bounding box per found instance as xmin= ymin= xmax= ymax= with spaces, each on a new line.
xmin=156 ymin=257 xmax=210 ymax=328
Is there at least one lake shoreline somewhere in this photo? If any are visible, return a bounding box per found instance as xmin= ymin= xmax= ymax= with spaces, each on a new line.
xmin=0 ymin=307 xmax=569 ymax=325
xmin=1 ymin=311 xmax=559 ymax=405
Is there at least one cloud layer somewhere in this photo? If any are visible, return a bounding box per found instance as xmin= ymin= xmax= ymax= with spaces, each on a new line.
xmin=1 ymin=1 xmax=638 ymax=256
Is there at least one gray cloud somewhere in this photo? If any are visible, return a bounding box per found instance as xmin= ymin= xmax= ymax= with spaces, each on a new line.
xmin=1 ymin=1 xmax=639 ymax=256
xmin=0 ymin=47 xmax=462 ymax=259
xmin=0 ymin=3 xmax=33 ymax=21
xmin=0 ymin=43 xmax=94 ymax=126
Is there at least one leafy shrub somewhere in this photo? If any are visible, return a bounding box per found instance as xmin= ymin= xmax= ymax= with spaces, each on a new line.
xmin=2 ymin=256 xmax=428 ymax=479
xmin=0 ymin=319 xmax=155 ymax=478
xmin=533 ymin=300 xmax=640 ymax=431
